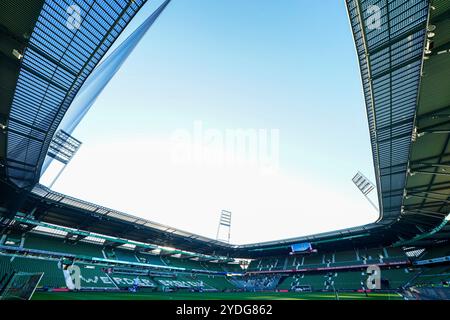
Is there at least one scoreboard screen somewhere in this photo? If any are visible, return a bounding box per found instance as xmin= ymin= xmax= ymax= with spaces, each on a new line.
xmin=291 ymin=242 xmax=313 ymax=253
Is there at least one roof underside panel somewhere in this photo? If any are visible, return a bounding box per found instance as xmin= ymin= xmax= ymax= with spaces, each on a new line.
xmin=397 ymin=0 xmax=450 ymax=245
xmin=6 ymin=0 xmax=148 ymax=188
xmin=346 ymin=0 xmax=429 ymax=221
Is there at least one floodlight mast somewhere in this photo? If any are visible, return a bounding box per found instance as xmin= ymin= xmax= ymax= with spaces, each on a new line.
xmin=216 ymin=210 xmax=232 ymax=243
xmin=46 ymin=130 xmax=82 ymax=188
xmin=352 ymin=171 xmax=379 ymax=211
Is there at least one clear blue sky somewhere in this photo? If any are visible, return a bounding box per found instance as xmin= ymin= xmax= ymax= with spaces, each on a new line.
xmin=42 ymin=0 xmax=379 ymax=244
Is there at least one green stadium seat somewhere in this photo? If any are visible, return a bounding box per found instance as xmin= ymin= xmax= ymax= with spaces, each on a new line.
xmin=0 ymin=255 xmax=14 ymax=278
xmin=277 ymin=276 xmax=295 ymax=290
xmin=381 ymin=267 xmax=417 ymax=289
xmin=334 ymin=271 xmax=363 ymax=290
xmin=303 ymin=254 xmax=324 ymax=268
xmin=24 ymin=234 xmax=104 ymax=259
xmin=135 ymin=252 xmax=166 ymax=266
xmin=420 ymin=246 xmax=450 ymax=261
xmin=114 ymin=248 xmax=139 ymax=263
xmin=384 ymin=247 xmax=408 ymax=260
xmin=195 ymin=274 xmax=236 ymax=291
xmin=221 ymin=263 xmax=243 ymax=273
xmin=10 ymin=256 xmax=66 ymax=288
xmin=296 ymin=273 xmax=327 ymax=291
xmin=162 ymin=257 xmax=206 ymax=270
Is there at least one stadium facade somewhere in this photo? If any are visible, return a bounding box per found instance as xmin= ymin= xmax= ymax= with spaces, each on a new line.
xmin=0 ymin=0 xmax=449 ymax=299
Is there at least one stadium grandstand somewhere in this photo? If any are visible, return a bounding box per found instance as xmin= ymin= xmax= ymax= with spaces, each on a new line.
xmin=0 ymin=0 xmax=450 ymax=301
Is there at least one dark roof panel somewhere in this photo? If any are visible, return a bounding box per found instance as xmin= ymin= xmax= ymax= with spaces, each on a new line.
xmin=5 ymin=0 xmax=148 ymax=188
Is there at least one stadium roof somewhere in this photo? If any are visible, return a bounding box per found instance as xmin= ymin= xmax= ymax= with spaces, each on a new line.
xmin=399 ymin=0 xmax=450 ymax=240
xmin=0 ymin=0 xmax=150 ymax=189
xmin=1 ymin=0 xmax=449 ymax=258
xmin=0 ymin=0 xmax=45 ymax=183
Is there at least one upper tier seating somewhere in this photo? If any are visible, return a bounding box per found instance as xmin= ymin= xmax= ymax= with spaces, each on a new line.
xmin=360 ymin=247 xmax=384 ymax=263
xmin=256 ymin=258 xmax=281 ymax=271
xmin=250 ymin=246 xmax=411 ymax=273
xmin=276 ymin=266 xmax=418 ymax=291
xmin=114 ymin=248 xmax=139 ymax=263
xmin=135 ymin=252 xmax=167 ymax=266
xmin=420 ymin=246 xmax=450 ymax=261
xmin=247 ymin=259 xmax=261 ymax=271
xmin=162 ymin=257 xmax=206 ymax=270
xmin=384 ymin=247 xmax=409 ymax=260
xmin=221 ymin=263 xmax=243 ymax=273
xmin=24 ymin=234 xmax=103 ymax=258
xmin=302 ymin=254 xmax=323 ymax=268
xmin=201 ymin=262 xmax=224 ymax=272
xmin=331 ymin=249 xmax=360 ymax=267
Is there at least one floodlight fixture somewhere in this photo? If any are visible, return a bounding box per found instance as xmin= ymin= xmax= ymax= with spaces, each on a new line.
xmin=352 ymin=171 xmax=379 ymax=211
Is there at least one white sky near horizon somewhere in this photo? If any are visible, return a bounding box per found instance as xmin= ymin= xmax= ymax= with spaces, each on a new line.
xmin=40 ymin=0 xmax=379 ymax=245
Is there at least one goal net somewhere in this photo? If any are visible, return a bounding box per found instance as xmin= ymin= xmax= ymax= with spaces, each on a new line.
xmin=0 ymin=272 xmax=44 ymax=300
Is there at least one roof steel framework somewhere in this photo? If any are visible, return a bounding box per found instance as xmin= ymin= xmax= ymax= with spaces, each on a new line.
xmin=4 ymin=0 xmax=149 ymax=188
xmin=347 ymin=0 xmax=429 ymax=223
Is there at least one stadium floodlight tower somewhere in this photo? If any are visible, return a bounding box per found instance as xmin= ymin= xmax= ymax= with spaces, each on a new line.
xmin=216 ymin=210 xmax=232 ymax=243
xmin=45 ymin=130 xmax=82 ymax=188
xmin=352 ymin=171 xmax=378 ymax=211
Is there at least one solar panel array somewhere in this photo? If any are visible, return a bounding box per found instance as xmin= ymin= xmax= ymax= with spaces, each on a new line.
xmin=6 ymin=0 xmax=147 ymax=188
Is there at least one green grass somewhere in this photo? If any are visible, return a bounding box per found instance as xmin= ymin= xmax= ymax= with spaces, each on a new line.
xmin=31 ymin=291 xmax=404 ymax=300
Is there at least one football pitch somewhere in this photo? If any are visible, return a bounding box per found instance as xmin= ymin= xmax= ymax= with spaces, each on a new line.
xmin=31 ymin=291 xmax=404 ymax=300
